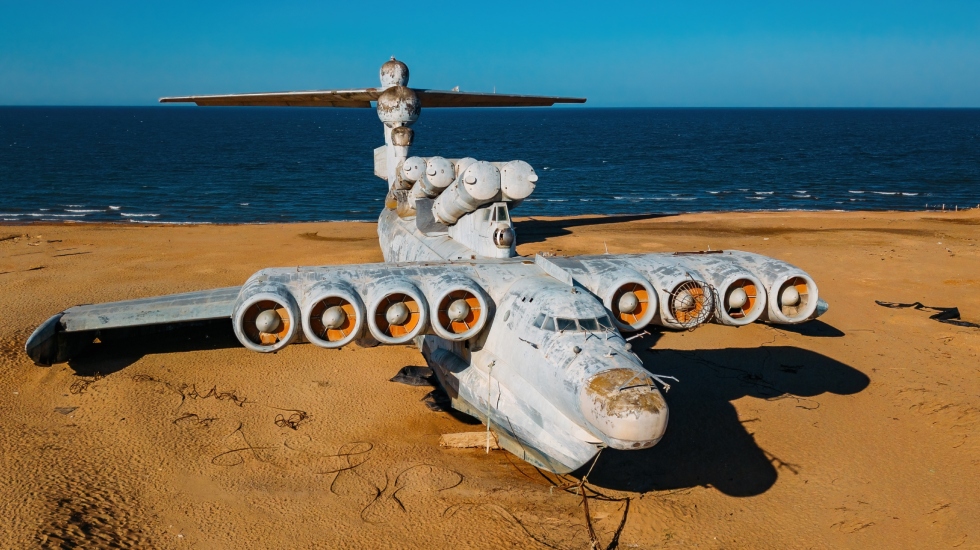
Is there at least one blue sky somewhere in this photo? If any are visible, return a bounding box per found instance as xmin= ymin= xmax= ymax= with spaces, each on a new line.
xmin=1 ymin=1 xmax=978 ymax=106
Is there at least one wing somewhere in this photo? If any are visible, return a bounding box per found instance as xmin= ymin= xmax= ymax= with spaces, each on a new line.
xmin=24 ymin=260 xmax=532 ymax=364
xmin=26 ymin=287 xmax=241 ymax=365
xmin=159 ymin=88 xmax=585 ymax=108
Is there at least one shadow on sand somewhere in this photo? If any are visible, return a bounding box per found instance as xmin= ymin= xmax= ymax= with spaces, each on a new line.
xmin=583 ymin=329 xmax=869 ymax=497
xmin=66 ymin=319 xmax=240 ymax=376
xmin=517 ymin=214 xmax=669 ymax=246
xmin=66 ymin=311 xmax=866 ymax=499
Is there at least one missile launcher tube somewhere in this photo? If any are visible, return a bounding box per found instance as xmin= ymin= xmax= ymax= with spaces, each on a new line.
xmin=499 ymin=160 xmax=538 ymax=201
xmin=411 ymin=156 xmax=456 ymax=199
xmin=432 ymin=161 xmax=501 ymax=225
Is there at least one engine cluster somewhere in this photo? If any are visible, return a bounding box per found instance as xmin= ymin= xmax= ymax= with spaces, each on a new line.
xmin=230 ymin=272 xmax=491 ymax=353
xmin=556 ymin=250 xmax=821 ymax=332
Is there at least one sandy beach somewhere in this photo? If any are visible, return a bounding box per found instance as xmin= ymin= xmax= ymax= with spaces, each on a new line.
xmin=1 ymin=209 xmax=978 ymax=549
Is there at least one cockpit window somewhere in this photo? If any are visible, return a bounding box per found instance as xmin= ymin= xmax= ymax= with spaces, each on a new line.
xmin=495 ymin=205 xmax=509 ymax=223
xmin=533 ymin=314 xmax=615 ymax=333
xmin=555 ymin=318 xmax=577 ymax=331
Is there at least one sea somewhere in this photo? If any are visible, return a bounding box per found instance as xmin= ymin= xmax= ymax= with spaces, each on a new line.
xmin=1 ymin=107 xmax=978 ymax=224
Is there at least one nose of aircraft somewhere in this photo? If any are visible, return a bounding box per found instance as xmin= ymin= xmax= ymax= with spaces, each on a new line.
xmin=579 ymin=368 xmax=669 ymax=449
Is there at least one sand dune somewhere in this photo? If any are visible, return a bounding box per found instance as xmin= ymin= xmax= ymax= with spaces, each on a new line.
xmin=1 ymin=210 xmax=978 ymax=549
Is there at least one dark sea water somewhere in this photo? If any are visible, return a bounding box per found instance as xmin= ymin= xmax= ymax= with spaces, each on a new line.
xmin=1 ymin=107 xmax=978 ymax=223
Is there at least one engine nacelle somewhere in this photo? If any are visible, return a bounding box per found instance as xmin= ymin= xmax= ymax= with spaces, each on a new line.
xmin=426 ymin=278 xmax=491 ymax=341
xmin=302 ymin=281 xmax=365 ymax=348
xmin=232 ymin=281 xmax=301 ymax=353
xmin=367 ymin=278 xmax=429 ymax=345
xmin=432 ymin=161 xmax=501 ymax=225
xmin=765 ymin=273 xmax=819 ymax=324
xmin=711 ymin=273 xmax=767 ymax=326
xmin=599 ymin=272 xmax=658 ymax=332
xmin=661 ymin=279 xmax=714 ymax=329
xmin=647 ymin=269 xmax=715 ymax=329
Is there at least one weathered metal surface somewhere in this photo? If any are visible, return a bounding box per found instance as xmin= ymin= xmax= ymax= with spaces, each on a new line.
xmin=413 ymin=90 xmax=586 ymax=107
xmin=376 ymin=86 xmax=421 ymax=128
xmin=21 ymin=58 xmax=829 ymax=473
xmin=379 ymin=57 xmax=409 ymax=88
xmin=60 ymin=286 xmax=241 ymax=332
xmin=432 ymin=161 xmax=502 ymax=225
xmin=159 ymin=89 xmax=586 ymax=108
xmin=159 ymin=89 xmax=378 ymax=107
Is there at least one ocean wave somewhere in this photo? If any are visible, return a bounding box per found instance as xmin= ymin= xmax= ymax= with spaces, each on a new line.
xmin=707 ymin=191 xmax=720 ymax=194
xmin=547 ymin=199 xmax=568 ymax=202
xmin=848 ymin=190 xmax=864 ymax=194
xmin=109 ymin=206 xmax=121 ymax=210
xmin=746 ymin=196 xmax=766 ymax=200
xmin=120 ymin=213 xmax=160 ymax=218
xmin=755 ymin=191 xmax=774 ymax=195
xmin=126 ymin=219 xmax=205 ymax=225
xmin=873 ymin=191 xmax=897 ymax=195
xmin=902 ymin=192 xmax=919 ymax=196
xmin=66 ymin=209 xmax=103 ymax=213
xmin=792 ymin=194 xmax=812 ymax=198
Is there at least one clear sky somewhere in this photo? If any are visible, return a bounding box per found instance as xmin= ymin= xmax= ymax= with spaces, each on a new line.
xmin=1 ymin=1 xmax=979 ymax=107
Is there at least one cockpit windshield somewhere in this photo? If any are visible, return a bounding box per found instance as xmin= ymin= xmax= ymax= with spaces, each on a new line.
xmin=532 ymin=313 xmax=614 ymax=332
xmin=493 ymin=204 xmax=510 ymax=223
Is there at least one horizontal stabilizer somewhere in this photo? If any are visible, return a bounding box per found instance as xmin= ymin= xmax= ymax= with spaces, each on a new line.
xmin=415 ymin=90 xmax=585 ymax=107
xmin=159 ymin=89 xmax=375 ymax=108
xmin=160 ymin=88 xmax=585 ymax=108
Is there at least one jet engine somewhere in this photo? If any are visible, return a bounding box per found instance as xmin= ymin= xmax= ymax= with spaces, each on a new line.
xmin=367 ymin=278 xmax=429 ymax=344
xmin=602 ymin=274 xmax=658 ymax=332
xmin=712 ymin=273 xmax=767 ymax=326
xmin=432 ymin=161 xmax=501 ymax=224
xmin=656 ymin=278 xmax=715 ymax=329
xmin=232 ymin=282 xmax=301 ymax=353
xmin=427 ymin=279 xmax=491 ymax=341
xmin=302 ymin=281 xmax=365 ymax=348
xmin=766 ymin=274 xmax=819 ymax=324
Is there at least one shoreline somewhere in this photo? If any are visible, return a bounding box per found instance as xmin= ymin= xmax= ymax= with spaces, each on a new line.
xmin=2 ymin=206 xmax=979 ymax=229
